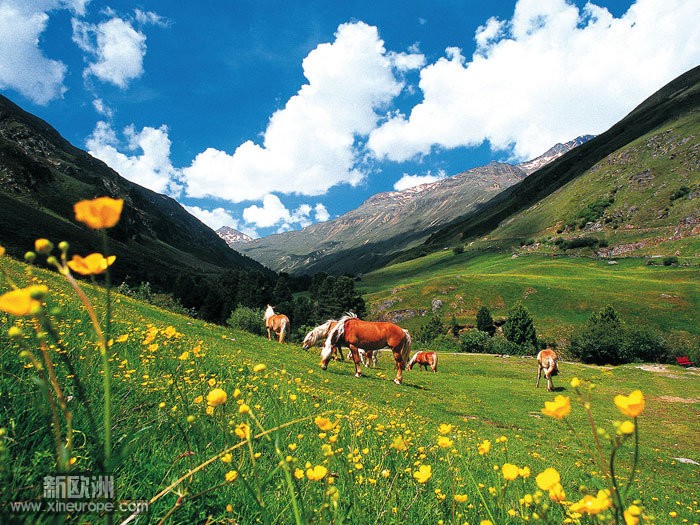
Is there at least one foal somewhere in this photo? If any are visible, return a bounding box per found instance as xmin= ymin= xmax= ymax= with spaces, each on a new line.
xmin=536 ymin=348 xmax=559 ymax=392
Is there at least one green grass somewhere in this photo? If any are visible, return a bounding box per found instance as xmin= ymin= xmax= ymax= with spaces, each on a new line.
xmin=358 ymin=251 xmax=700 ymax=346
xmin=1 ymin=255 xmax=699 ymax=524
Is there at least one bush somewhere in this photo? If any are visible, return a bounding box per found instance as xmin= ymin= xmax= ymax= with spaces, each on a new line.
xmin=490 ymin=335 xmax=528 ymax=356
xmin=569 ymin=306 xmax=629 ymax=365
xmin=476 ymin=306 xmax=495 ymax=336
xmin=458 ymin=329 xmax=492 ymax=353
xmin=662 ymin=256 xmax=679 ymax=266
xmin=503 ymin=302 xmax=538 ymax=348
xmin=416 ymin=315 xmax=446 ymax=345
xmin=227 ymin=306 xmax=264 ymax=336
xmin=622 ymin=327 xmax=669 ymax=363
xmin=426 ymin=334 xmax=461 ymax=353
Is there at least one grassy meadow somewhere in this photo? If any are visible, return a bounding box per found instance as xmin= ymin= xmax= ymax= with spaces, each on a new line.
xmin=358 ymin=250 xmax=700 ymax=349
xmin=1 ymin=253 xmax=699 ymax=524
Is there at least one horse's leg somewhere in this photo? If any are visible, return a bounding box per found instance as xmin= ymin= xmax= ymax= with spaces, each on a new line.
xmin=349 ymin=345 xmax=362 ymax=378
xmin=365 ymin=350 xmax=374 ymax=368
xmin=392 ymin=347 xmax=404 ymax=385
xmin=536 ymin=364 xmax=542 ymax=388
xmin=267 ymin=327 xmax=272 ymax=341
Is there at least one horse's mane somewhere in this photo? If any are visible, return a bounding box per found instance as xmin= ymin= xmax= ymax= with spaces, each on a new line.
xmin=327 ymin=313 xmax=357 ymax=345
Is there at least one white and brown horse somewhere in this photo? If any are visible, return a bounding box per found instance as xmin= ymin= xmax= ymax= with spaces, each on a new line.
xmin=407 ymin=351 xmax=438 ymax=372
xmin=302 ymin=320 xmax=343 ymax=360
xmin=264 ymin=305 xmax=290 ymax=343
xmin=321 ymin=314 xmax=411 ymax=384
xmin=536 ymin=348 xmax=559 ymax=392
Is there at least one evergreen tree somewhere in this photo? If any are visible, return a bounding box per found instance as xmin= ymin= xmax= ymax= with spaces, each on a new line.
xmin=417 ymin=315 xmax=446 ymax=344
xmin=476 ymin=306 xmax=496 ymax=336
xmin=503 ymin=302 xmax=537 ymax=350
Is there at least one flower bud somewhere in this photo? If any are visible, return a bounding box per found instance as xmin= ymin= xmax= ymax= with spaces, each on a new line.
xmin=24 ymin=251 xmax=36 ymax=263
xmin=34 ymin=239 xmax=54 ymax=255
xmin=7 ymin=326 xmax=23 ymax=339
xmin=58 ymin=241 xmax=69 ymax=253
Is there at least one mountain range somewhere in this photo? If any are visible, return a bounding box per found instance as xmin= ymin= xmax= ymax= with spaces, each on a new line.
xmin=0 ymin=94 xmax=269 ymax=289
xmin=231 ymin=136 xmax=593 ymax=275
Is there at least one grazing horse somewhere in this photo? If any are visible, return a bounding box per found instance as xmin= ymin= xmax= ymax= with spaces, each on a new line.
xmin=321 ymin=314 xmax=411 ymax=385
xmin=407 ymin=351 xmax=438 ymax=372
xmin=346 ymin=348 xmax=378 ymax=367
xmin=536 ymin=348 xmax=559 ymax=392
xmin=302 ymin=320 xmax=343 ymax=360
xmin=264 ymin=305 xmax=290 ymax=343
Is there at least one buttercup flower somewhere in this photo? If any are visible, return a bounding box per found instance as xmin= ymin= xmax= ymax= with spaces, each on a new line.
xmin=548 ymin=483 xmax=566 ymax=502
xmin=314 ymin=416 xmax=337 ymax=431
xmin=454 ymin=494 xmax=468 ymax=503
xmin=0 ymin=285 xmax=47 ymax=316
xmin=437 ymin=436 xmax=453 ymax=448
xmin=618 ymin=420 xmax=636 ymax=435
xmin=206 ymin=388 xmax=227 ymax=407
xmin=413 ymin=464 xmax=432 ymax=484
xmin=541 ymin=395 xmax=571 ymax=419
xmin=624 ymin=504 xmax=642 ymax=525
xmin=390 ymin=435 xmax=408 ymax=452
xmin=74 ymin=197 xmax=123 ymax=229
xmin=502 ymin=463 xmax=519 ymax=481
xmin=478 ymin=439 xmax=491 ymax=455
xmin=437 ymin=423 xmax=453 ymax=435
xmin=614 ymin=390 xmax=645 ymax=418
xmin=535 ymin=468 xmax=561 ymax=491
xmin=306 ymin=465 xmax=328 ymax=481
xmin=253 ymin=363 xmax=267 ymax=373
xmin=225 ymin=470 xmax=238 ymax=483
xmin=569 ymin=490 xmax=612 ymax=515
xmin=0 ymin=245 xmax=5 ymax=257
xmin=34 ymin=238 xmax=53 ymax=255
xmin=234 ymin=423 xmax=250 ymax=440
xmin=67 ymin=253 xmax=116 ymax=275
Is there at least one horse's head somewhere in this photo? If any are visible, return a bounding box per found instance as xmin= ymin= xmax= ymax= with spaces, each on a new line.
xmin=302 ymin=330 xmax=316 ymax=349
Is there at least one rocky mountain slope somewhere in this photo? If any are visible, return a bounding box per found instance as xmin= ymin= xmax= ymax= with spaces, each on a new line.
xmin=217 ymin=226 xmax=253 ymax=246
xmin=0 ymin=94 xmax=268 ymax=289
xmin=236 ymin=138 xmax=591 ymax=275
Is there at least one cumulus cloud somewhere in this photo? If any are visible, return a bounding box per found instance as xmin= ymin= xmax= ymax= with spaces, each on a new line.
xmin=182 ymin=21 xmax=403 ymax=203
xmin=0 ymin=0 xmax=80 ymax=104
xmin=393 ymin=169 xmax=447 ymax=191
xmin=86 ymin=121 xmax=181 ymax=195
xmin=368 ymin=0 xmax=700 ymax=161
xmin=184 ymin=205 xmax=239 ymax=230
xmin=72 ymin=9 xmax=164 ymax=88
xmin=242 ymin=194 xmax=330 ymax=232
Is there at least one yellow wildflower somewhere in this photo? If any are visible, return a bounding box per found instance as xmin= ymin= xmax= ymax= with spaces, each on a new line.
xmin=238 ymin=403 xmax=250 ymax=414
xmin=614 ymin=390 xmax=645 ymax=418
xmin=306 ymin=465 xmax=328 ymax=481
xmin=454 ymin=494 xmax=468 ymax=503
xmin=437 ymin=423 xmax=453 ymax=435
xmin=253 ymin=363 xmax=267 ymax=373
xmin=518 ymin=466 xmax=531 ymax=478
xmin=390 ymin=435 xmax=408 ymax=452
xmin=535 ymin=468 xmax=560 ymax=491
xmin=193 ymin=395 xmax=203 ymax=404
xmin=220 ymin=453 xmax=232 ymax=463
xmin=0 ymin=285 xmax=47 ymax=316
xmin=34 ymin=238 xmax=53 ymax=255
xmin=481 ymin=521 xmax=494 ymax=525
xmin=74 ymin=197 xmax=123 ymax=229
xmin=569 ymin=490 xmax=612 ymax=515
xmin=294 ymin=468 xmax=304 ymax=480
xmin=234 ymin=423 xmax=250 ymax=440
xmin=206 ymin=388 xmax=227 ymax=407
xmin=502 ymin=463 xmax=519 ymax=481
xmin=478 ymin=439 xmax=491 ymax=455
xmin=541 ymin=395 xmax=571 ymax=419
xmin=437 ymin=436 xmax=453 ymax=448
xmin=570 ymin=377 xmax=581 ymax=388
xmin=548 ymin=483 xmax=566 ymax=502
xmin=413 ymin=464 xmax=432 ymax=484
xmin=314 ymin=416 xmax=337 ymax=431
xmin=67 ymin=253 xmax=116 ymax=275
xmin=224 ymin=470 xmax=238 ymax=482
xmin=0 ymin=245 xmax=4 ymax=256
xmin=618 ymin=420 xmax=636 ymax=435
xmin=624 ymin=504 xmax=642 ymax=525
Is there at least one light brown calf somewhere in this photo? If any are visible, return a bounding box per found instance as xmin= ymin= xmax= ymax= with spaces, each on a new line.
xmin=536 ymin=348 xmax=559 ymax=392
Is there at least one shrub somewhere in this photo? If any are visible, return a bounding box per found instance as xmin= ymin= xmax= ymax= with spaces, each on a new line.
xmin=227 ymin=306 xmax=264 ymax=336
xmin=426 ymin=334 xmax=461 ymax=352
xmin=416 ymin=315 xmax=446 ymax=345
xmin=452 ymin=244 xmax=464 ymax=255
xmin=622 ymin=327 xmax=669 ymax=363
xmin=569 ymin=306 xmax=629 ymax=365
xmin=490 ymin=335 xmax=528 ymax=356
xmin=458 ymin=329 xmax=492 ymax=353
xmin=503 ymin=302 xmax=538 ymax=348
xmin=476 ymin=306 xmax=495 ymax=336
xmin=662 ymin=256 xmax=679 ymax=266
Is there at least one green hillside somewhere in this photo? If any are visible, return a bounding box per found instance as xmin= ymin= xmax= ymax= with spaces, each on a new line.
xmin=358 ymin=250 xmax=699 ymax=348
xmin=1 ymin=254 xmax=698 ymax=523
xmin=402 ymin=65 xmax=700 ymax=262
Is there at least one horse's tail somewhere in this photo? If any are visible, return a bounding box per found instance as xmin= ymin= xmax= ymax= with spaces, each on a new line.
xmin=279 ymin=317 xmax=290 ymax=343
xmin=400 ymin=330 xmax=412 ymax=368
xmin=431 ymin=352 xmax=438 ymax=372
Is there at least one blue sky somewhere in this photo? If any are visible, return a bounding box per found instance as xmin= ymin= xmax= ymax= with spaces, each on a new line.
xmin=1 ymin=0 xmax=698 ymax=238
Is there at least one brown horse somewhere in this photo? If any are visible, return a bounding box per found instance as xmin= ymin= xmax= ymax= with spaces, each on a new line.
xmin=536 ymin=348 xmax=559 ymax=391
xmin=264 ymin=305 xmax=289 ymax=343
xmin=320 ymin=314 xmax=411 ymax=384
xmin=407 ymin=351 xmax=438 ymax=372
xmin=302 ymin=320 xmax=343 ymax=360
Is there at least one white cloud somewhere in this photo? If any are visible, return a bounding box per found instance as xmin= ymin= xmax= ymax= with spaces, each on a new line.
xmin=184 ymin=205 xmax=237 ymax=230
xmin=92 ymin=97 xmax=113 ymax=117
xmin=86 ymin=121 xmax=181 ymax=195
xmin=242 ymin=194 xmax=329 ymax=231
xmin=72 ymin=9 xmax=164 ymax=88
xmin=389 ymin=50 xmax=426 ymax=71
xmin=0 ymin=1 xmax=76 ymax=105
xmin=182 ymin=21 xmax=403 ymax=203
xmin=368 ymin=0 xmax=700 ymax=161
xmin=393 ymin=169 xmax=447 ymax=191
